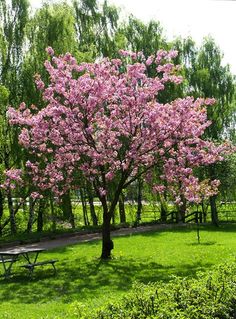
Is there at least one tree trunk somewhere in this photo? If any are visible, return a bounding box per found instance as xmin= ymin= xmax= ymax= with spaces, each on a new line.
xmin=0 ymin=190 xmax=4 ymax=236
xmin=119 ymin=192 xmax=126 ymax=224
xmin=87 ymin=187 xmax=98 ymax=226
xmin=208 ymin=166 xmax=219 ymax=226
xmin=80 ymin=188 xmax=89 ymax=226
xmin=50 ymin=195 xmax=56 ymax=231
xmin=98 ymin=172 xmax=127 ymax=259
xmin=210 ymin=195 xmax=219 ymax=226
xmin=160 ymin=203 xmax=167 ymax=222
xmin=27 ymin=197 xmax=35 ymax=233
xmin=7 ymin=190 xmax=16 ymax=235
xmin=135 ymin=178 xmax=143 ymax=225
xmin=37 ymin=198 xmax=45 ymax=232
xmin=178 ymin=196 xmax=187 ymax=223
xmin=61 ymin=190 xmax=75 ymax=228
xmin=101 ymin=201 xmax=113 ymax=259
xmin=159 ymin=194 xmax=167 ymax=222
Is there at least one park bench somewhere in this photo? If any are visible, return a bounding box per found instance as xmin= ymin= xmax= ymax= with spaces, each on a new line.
xmin=21 ymin=259 xmax=58 ymax=276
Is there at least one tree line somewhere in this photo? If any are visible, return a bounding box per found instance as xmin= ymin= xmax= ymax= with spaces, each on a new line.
xmin=0 ymin=0 xmax=235 ymax=240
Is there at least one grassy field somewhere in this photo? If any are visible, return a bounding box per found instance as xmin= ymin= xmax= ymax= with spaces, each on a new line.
xmin=1 ymin=223 xmax=236 ymax=318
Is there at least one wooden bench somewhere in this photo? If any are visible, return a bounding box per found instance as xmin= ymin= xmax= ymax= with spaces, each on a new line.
xmin=21 ymin=259 xmax=58 ymax=276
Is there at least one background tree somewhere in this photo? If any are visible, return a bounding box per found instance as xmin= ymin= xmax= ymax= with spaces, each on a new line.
xmin=172 ymin=36 xmax=235 ymax=224
xmin=193 ymin=37 xmax=234 ymax=225
xmin=73 ymin=0 xmax=120 ymax=58
xmin=0 ymin=0 xmax=30 ymax=234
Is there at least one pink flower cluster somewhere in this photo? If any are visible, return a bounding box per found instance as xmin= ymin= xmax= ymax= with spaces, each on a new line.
xmin=6 ymin=48 xmax=233 ymax=201
xmin=1 ymin=169 xmax=23 ymax=190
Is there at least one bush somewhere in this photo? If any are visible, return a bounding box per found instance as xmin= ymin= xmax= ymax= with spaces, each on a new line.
xmin=70 ymin=262 xmax=236 ymax=318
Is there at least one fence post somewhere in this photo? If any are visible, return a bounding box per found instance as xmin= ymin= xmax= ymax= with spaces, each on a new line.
xmin=195 ymin=211 xmax=198 ymax=223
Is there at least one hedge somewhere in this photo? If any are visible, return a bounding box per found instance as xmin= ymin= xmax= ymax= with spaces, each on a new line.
xmin=70 ymin=262 xmax=236 ymax=319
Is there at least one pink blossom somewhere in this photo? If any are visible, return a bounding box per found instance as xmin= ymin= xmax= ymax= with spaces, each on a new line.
xmin=46 ymin=46 xmax=54 ymax=56
xmin=152 ymin=185 xmax=166 ymax=194
xmin=19 ymin=102 xmax=26 ymax=111
xmin=30 ymin=192 xmax=43 ymax=199
xmin=205 ymin=98 xmax=216 ymax=105
xmin=167 ymin=50 xmax=178 ymax=59
xmin=99 ymin=188 xmax=107 ymax=197
xmin=6 ymin=48 xmax=232 ymax=205
xmin=5 ymin=169 xmax=22 ymax=182
xmin=146 ymin=55 xmax=154 ymax=66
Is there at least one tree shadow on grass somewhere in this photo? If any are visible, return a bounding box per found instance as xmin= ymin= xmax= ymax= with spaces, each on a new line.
xmin=187 ymin=241 xmax=217 ymax=246
xmin=0 ymin=252 xmax=213 ymax=305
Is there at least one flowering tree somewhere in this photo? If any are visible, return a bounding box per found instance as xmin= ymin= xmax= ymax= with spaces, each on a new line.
xmin=6 ymin=47 xmax=232 ymax=258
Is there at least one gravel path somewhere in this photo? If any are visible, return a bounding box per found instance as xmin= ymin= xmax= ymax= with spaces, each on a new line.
xmin=0 ymin=223 xmax=188 ymax=251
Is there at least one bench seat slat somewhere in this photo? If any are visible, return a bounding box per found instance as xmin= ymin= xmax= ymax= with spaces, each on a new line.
xmin=0 ymin=259 xmax=17 ymax=263
xmin=21 ymin=259 xmax=58 ymax=269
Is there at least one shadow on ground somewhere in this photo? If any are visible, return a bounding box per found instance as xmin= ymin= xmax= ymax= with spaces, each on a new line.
xmin=0 ymin=252 xmax=213 ymax=305
xmin=1 ymin=223 xmax=234 ymax=306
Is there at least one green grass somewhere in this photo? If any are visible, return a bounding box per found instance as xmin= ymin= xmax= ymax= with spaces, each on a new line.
xmin=1 ymin=223 xmax=236 ymax=318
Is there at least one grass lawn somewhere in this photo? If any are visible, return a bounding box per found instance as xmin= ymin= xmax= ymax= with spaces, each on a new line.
xmin=1 ymin=223 xmax=236 ymax=318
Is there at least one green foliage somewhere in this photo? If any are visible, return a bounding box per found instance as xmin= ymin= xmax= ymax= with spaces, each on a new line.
xmin=0 ymin=85 xmax=9 ymax=106
xmin=123 ymin=16 xmax=166 ymax=56
xmin=21 ymin=2 xmax=81 ymax=106
xmin=173 ymin=36 xmax=235 ymax=140
xmin=213 ymin=154 xmax=236 ymax=201
xmin=73 ymin=0 xmax=120 ymax=58
xmin=77 ymin=262 xmax=236 ymax=319
xmin=0 ymin=0 xmax=29 ymax=104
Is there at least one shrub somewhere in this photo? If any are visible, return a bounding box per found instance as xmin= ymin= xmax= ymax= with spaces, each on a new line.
xmin=70 ymin=262 xmax=236 ymax=318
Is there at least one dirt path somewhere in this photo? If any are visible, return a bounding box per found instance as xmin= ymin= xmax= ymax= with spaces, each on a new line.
xmin=0 ymin=223 xmax=188 ymax=251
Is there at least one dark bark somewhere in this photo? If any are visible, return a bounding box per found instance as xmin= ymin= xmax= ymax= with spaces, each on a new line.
xmin=50 ymin=195 xmax=56 ymax=231
xmin=159 ymin=194 xmax=167 ymax=222
xmin=210 ymin=195 xmax=219 ymax=226
xmin=61 ymin=191 xmax=71 ymax=219
xmin=135 ymin=178 xmax=143 ymax=225
xmin=178 ymin=196 xmax=187 ymax=223
xmin=27 ymin=197 xmax=35 ymax=233
xmin=98 ymin=170 xmax=128 ymax=259
xmin=99 ymin=187 xmax=124 ymax=259
xmin=80 ymin=188 xmax=89 ymax=226
xmin=70 ymin=211 xmax=75 ymax=229
xmin=0 ymin=196 xmax=25 ymax=234
xmin=61 ymin=191 xmax=75 ymax=228
xmin=7 ymin=190 xmax=16 ymax=234
xmin=201 ymin=202 xmax=208 ymax=223
xmin=199 ymin=210 xmax=203 ymax=223
xmin=209 ymin=166 xmax=219 ymax=226
xmin=160 ymin=203 xmax=167 ymax=222
xmin=37 ymin=198 xmax=45 ymax=232
xmin=119 ymin=192 xmax=126 ymax=224
xmin=87 ymin=187 xmax=98 ymax=226
xmin=101 ymin=199 xmax=113 ymax=259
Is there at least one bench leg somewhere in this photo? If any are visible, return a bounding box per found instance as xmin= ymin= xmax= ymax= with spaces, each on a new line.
xmin=26 ymin=263 xmax=57 ymax=278
xmin=28 ymin=266 xmax=35 ymax=278
xmin=52 ymin=262 xmax=57 ymax=275
xmin=0 ymin=257 xmax=18 ymax=279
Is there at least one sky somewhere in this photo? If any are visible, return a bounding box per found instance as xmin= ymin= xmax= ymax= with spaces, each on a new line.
xmin=30 ymin=0 xmax=236 ymax=74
